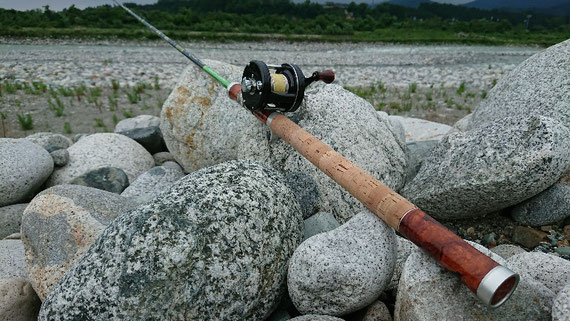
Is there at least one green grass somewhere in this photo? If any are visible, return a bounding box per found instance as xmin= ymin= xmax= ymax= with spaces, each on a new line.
xmin=111 ymin=79 xmax=120 ymax=91
xmin=17 ymin=113 xmax=33 ymax=130
xmin=58 ymin=86 xmax=74 ymax=97
xmin=127 ymin=87 xmax=142 ymax=104
xmin=64 ymin=121 xmax=72 ymax=134
xmin=0 ymin=27 xmax=566 ymax=47
xmin=481 ymin=90 xmax=487 ymax=99
xmin=48 ymin=97 xmax=65 ymax=117
xmin=123 ymin=109 xmax=134 ymax=118
xmin=456 ymin=82 xmax=466 ymax=96
xmin=154 ymin=77 xmax=160 ymax=90
xmin=4 ymin=82 xmax=16 ymax=94
xmin=408 ymin=82 xmax=417 ymax=93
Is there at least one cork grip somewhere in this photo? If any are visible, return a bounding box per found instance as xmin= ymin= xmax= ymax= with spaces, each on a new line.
xmin=269 ymin=114 xmax=416 ymax=229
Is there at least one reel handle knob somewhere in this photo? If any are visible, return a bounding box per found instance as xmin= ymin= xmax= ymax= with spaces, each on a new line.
xmin=313 ymin=70 xmax=335 ymax=84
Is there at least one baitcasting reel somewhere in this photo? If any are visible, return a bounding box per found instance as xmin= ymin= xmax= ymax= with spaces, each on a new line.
xmin=240 ymin=60 xmax=335 ymax=113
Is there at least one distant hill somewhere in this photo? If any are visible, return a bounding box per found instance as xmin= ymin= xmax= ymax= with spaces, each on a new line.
xmin=387 ymin=0 xmax=432 ymax=8
xmin=463 ymin=0 xmax=570 ymax=15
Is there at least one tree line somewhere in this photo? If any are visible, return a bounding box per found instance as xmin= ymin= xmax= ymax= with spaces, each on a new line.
xmin=0 ymin=0 xmax=568 ymax=37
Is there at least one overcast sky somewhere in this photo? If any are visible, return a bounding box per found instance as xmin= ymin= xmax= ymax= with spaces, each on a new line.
xmin=0 ymin=0 xmax=472 ymax=11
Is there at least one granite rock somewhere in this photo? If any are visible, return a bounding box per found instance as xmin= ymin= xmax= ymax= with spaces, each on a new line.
xmin=160 ymin=60 xmax=256 ymax=173
xmin=289 ymin=315 xmax=344 ymax=321
xmin=388 ymin=116 xmax=452 ymax=142
xmin=24 ymin=132 xmax=72 ymax=151
xmin=469 ymin=40 xmax=570 ymax=130
xmin=162 ymin=161 xmax=184 ymax=172
xmin=0 ymin=139 xmax=54 ymax=207
xmin=394 ymin=241 xmax=554 ymax=321
xmin=49 ymin=149 xmax=69 ymax=167
xmin=121 ymin=166 xmax=184 ymax=204
xmin=239 ymin=84 xmax=407 ymax=222
xmin=402 ymin=115 xmax=570 ymax=220
xmin=0 ymin=240 xmax=27 ymax=280
xmin=114 ymin=115 xmax=160 ymax=132
xmin=490 ymin=244 xmax=527 ymax=259
xmin=68 ymin=167 xmax=129 ymax=194
xmin=116 ymin=126 xmax=166 ymax=154
xmin=303 ymin=212 xmax=340 ymax=241
xmin=288 ymin=211 xmax=396 ymax=316
xmin=404 ymin=140 xmax=439 ymax=183
xmin=387 ymin=236 xmax=417 ymax=292
xmin=0 ymin=278 xmax=41 ymax=321
xmin=39 ymin=160 xmax=303 ymax=320
xmin=552 ymin=284 xmax=570 ymax=321
xmin=452 ymin=113 xmax=472 ymax=132
xmin=362 ymin=300 xmax=392 ymax=321
xmin=21 ymin=185 xmax=137 ymax=300
xmin=507 ymin=252 xmax=570 ymax=295
xmin=511 ymin=184 xmax=570 ymax=226
xmin=0 ymin=203 xmax=28 ymax=240
xmin=47 ymin=133 xmax=154 ymax=186
xmin=152 ymin=151 xmax=175 ymax=166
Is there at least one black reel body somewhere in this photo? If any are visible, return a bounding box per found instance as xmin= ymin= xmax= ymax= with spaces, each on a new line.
xmin=241 ymin=60 xmax=306 ymax=113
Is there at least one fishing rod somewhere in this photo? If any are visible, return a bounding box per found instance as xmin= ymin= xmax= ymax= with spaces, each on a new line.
xmin=113 ymin=1 xmax=519 ymax=308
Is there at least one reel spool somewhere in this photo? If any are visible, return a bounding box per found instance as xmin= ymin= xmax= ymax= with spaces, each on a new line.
xmin=241 ymin=60 xmax=335 ymax=113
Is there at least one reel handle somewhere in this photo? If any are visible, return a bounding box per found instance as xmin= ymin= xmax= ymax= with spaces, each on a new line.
xmin=312 ymin=70 xmax=335 ymax=84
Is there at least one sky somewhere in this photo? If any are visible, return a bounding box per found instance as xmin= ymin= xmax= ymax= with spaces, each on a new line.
xmin=0 ymin=0 xmax=472 ymax=11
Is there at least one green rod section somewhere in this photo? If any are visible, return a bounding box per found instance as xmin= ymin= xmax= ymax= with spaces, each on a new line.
xmin=113 ymin=0 xmax=232 ymax=88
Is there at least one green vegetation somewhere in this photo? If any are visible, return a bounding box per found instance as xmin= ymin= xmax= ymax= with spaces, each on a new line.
xmin=48 ymin=96 xmax=65 ymax=117
xmin=408 ymin=82 xmax=417 ymax=93
xmin=456 ymin=82 xmax=466 ymax=95
xmin=0 ymin=1 xmax=567 ymax=46
xmin=17 ymin=113 xmax=34 ymax=130
xmin=64 ymin=121 xmax=72 ymax=134
xmin=0 ymin=111 xmax=6 ymax=137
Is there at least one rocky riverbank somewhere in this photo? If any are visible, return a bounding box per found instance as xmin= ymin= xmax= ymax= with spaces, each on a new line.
xmin=0 ymin=39 xmax=568 ymax=320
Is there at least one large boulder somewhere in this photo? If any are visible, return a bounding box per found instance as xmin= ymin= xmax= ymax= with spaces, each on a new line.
xmin=238 ymin=84 xmax=407 ymax=222
xmin=39 ymin=160 xmax=303 ymax=320
xmin=402 ymin=115 xmax=570 ymax=220
xmin=468 ymin=40 xmax=570 ymax=130
xmin=394 ymin=242 xmax=554 ymax=321
xmin=21 ymin=185 xmax=137 ymax=300
xmin=47 ymin=133 xmax=154 ymax=186
xmin=0 ymin=278 xmax=41 ymax=321
xmin=160 ymin=60 xmax=256 ymax=173
xmin=69 ymin=167 xmax=130 ymax=194
xmin=288 ymin=211 xmax=396 ymax=316
xmin=0 ymin=139 xmax=54 ymax=207
xmin=0 ymin=203 xmax=28 ymax=240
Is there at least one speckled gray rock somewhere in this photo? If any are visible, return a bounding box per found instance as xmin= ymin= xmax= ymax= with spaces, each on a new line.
xmin=239 ymin=84 xmax=406 ymax=222
xmin=469 ymin=40 xmax=570 ymax=130
xmin=0 ymin=139 xmax=54 ymax=207
xmin=116 ymin=126 xmax=166 ymax=154
xmin=381 ymin=112 xmax=405 ymax=145
xmin=289 ymin=315 xmax=344 ymax=321
xmin=49 ymin=149 xmax=69 ymax=167
xmin=506 ymin=252 xmax=570 ymax=295
xmin=303 ymin=212 xmax=340 ymax=241
xmin=490 ymin=244 xmax=527 ymax=259
xmin=402 ymin=115 xmax=570 ymax=219
xmin=0 ymin=203 xmax=27 ymax=240
xmin=452 ymin=113 xmax=472 ymax=132
xmin=114 ymin=114 xmax=160 ymax=133
xmin=511 ymin=184 xmax=570 ymax=226
xmin=288 ymin=211 xmax=396 ymax=316
xmin=394 ymin=241 xmax=554 ymax=321
xmin=69 ymin=167 xmax=130 ymax=194
xmin=121 ymin=166 xmax=184 ymax=204
xmin=39 ymin=160 xmax=303 ymax=320
xmin=362 ymin=300 xmax=392 ymax=321
xmin=153 ymin=151 xmax=175 ymax=165
xmin=388 ymin=236 xmax=417 ymax=292
xmin=0 ymin=278 xmax=41 ymax=321
xmin=21 ymin=185 xmax=137 ymax=300
xmin=0 ymin=240 xmax=27 ymax=280
xmin=47 ymin=133 xmax=154 ymax=186
xmin=404 ymin=140 xmax=439 ymax=183
xmin=160 ymin=60 xmax=256 ymax=173
xmin=552 ymin=284 xmax=570 ymax=321
xmin=24 ymin=132 xmax=72 ymax=151
xmin=388 ymin=116 xmax=452 ymax=142
xmin=162 ymin=160 xmax=184 ymax=172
